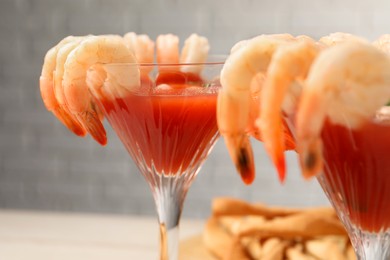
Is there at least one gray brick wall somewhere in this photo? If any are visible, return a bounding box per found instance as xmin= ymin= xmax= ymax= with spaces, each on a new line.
xmin=1 ymin=0 xmax=387 ymax=218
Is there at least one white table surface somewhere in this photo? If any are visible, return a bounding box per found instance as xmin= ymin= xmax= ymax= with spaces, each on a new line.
xmin=0 ymin=209 xmax=205 ymax=260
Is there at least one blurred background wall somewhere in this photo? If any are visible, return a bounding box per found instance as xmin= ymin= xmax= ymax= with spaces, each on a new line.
xmin=0 ymin=0 xmax=388 ymax=218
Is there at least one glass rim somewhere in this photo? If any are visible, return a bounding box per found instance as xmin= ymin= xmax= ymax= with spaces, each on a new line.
xmin=98 ymin=54 xmax=227 ymax=67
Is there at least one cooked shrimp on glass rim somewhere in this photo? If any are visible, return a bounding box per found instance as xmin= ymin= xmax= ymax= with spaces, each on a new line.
xmin=217 ymin=34 xmax=306 ymax=184
xmin=40 ymin=36 xmax=86 ymax=137
xmin=39 ymin=33 xmax=218 ymax=145
xmin=296 ymin=41 xmax=390 ymax=178
xmin=217 ymin=32 xmax=390 ymax=184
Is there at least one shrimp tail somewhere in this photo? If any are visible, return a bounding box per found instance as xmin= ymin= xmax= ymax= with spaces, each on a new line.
xmin=75 ymin=110 xmax=107 ymax=146
xmin=299 ymin=137 xmax=323 ymax=179
xmin=53 ymin=107 xmax=86 ymax=137
xmin=224 ymin=134 xmax=255 ymax=185
xmin=217 ymin=85 xmax=255 ymax=185
xmin=260 ymin=115 xmax=287 ymax=183
xmin=39 ymin=76 xmax=86 ymax=137
xmin=266 ymin=140 xmax=286 ymax=183
xmin=275 ymin=153 xmax=286 ymax=183
xmin=276 ymin=119 xmax=296 ymax=182
xmin=296 ymin=89 xmax=326 ymax=179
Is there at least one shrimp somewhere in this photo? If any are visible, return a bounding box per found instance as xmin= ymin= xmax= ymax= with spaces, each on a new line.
xmin=217 ymin=35 xmax=291 ymax=184
xmin=86 ymin=62 xmax=141 ymax=103
xmin=230 ymin=39 xmax=249 ymax=53
xmin=180 ymin=33 xmax=210 ymax=74
xmin=296 ymin=41 xmax=390 ymax=178
xmin=123 ymin=32 xmax=155 ymax=64
xmin=156 ymin=34 xmax=180 ymax=64
xmin=53 ymin=37 xmax=86 ymax=130
xmin=123 ymin=32 xmax=155 ymax=84
xmin=319 ymin=32 xmax=367 ymax=46
xmin=373 ymin=34 xmax=390 ymax=54
xmin=62 ymin=35 xmax=138 ymax=145
xmin=40 ymin=36 xmax=85 ymax=136
xmin=258 ymin=39 xmax=321 ymax=183
xmin=155 ymin=34 xmax=211 ymax=87
xmin=229 ymin=34 xmax=294 ymax=54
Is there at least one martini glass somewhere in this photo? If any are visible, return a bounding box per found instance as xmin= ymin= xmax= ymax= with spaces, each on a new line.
xmin=285 ymin=106 xmax=390 ymax=260
xmin=89 ymin=59 xmax=224 ymax=260
xmin=314 ymin=107 xmax=390 ymax=259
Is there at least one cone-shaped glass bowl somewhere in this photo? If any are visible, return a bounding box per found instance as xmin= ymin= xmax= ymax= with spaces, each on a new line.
xmin=315 ymin=107 xmax=390 ymax=259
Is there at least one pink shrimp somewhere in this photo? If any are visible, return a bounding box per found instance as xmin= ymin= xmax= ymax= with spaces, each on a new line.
xmin=217 ymin=35 xmax=291 ymax=184
xmin=39 ymin=36 xmax=85 ymax=136
xmin=180 ymin=33 xmax=210 ymax=74
xmin=373 ymin=34 xmax=390 ymax=54
xmin=53 ymin=37 xmax=87 ymax=131
xmin=156 ymin=34 xmax=180 ymax=64
xmin=123 ymin=32 xmax=155 ymax=64
xmin=258 ymin=39 xmax=320 ymax=182
xmin=62 ymin=35 xmax=137 ymax=145
xmin=296 ymin=41 xmax=390 ymax=178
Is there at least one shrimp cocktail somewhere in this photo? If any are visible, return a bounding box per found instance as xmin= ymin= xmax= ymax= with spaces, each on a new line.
xmin=217 ymin=33 xmax=390 ymax=259
xmin=40 ymin=33 xmax=224 ymax=260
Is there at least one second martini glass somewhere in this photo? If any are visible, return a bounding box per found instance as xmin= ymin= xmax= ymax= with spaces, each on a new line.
xmin=89 ymin=60 xmax=224 ymax=260
xmin=283 ymin=107 xmax=390 ymax=259
xmin=315 ymin=107 xmax=390 ymax=259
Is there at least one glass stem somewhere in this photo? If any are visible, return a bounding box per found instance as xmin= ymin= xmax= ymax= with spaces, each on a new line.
xmin=151 ymin=174 xmax=189 ymax=260
xmin=159 ymin=223 xmax=179 ymax=260
xmin=349 ymin=230 xmax=390 ymax=260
